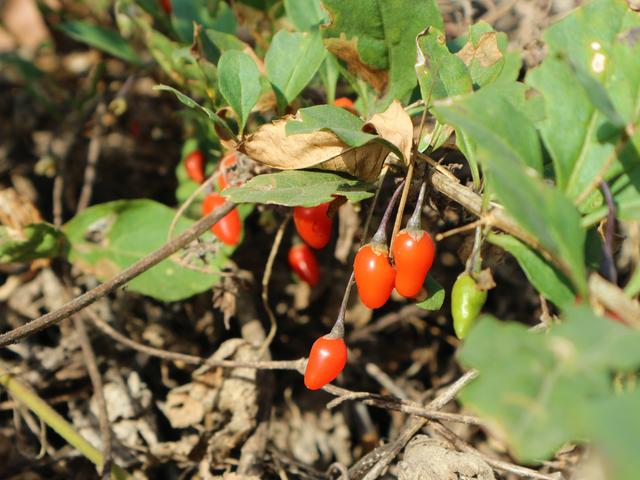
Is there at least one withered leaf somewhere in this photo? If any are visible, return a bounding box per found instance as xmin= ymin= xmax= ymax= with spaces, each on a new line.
xmin=324 ymin=34 xmax=388 ymax=93
xmin=456 ymin=32 xmax=503 ymax=68
xmin=239 ymin=100 xmax=412 ymax=182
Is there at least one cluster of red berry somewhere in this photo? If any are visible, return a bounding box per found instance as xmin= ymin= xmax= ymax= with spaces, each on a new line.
xmin=304 ymin=182 xmax=436 ymax=391
xmin=354 ymin=182 xmax=435 ymax=309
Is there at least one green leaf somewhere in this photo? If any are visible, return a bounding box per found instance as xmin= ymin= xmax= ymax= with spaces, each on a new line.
xmin=525 ymin=0 xmax=640 ymax=201
xmin=265 ymin=30 xmax=326 ymax=109
xmin=416 ymin=275 xmax=445 ymax=311
xmin=218 ymin=51 xmax=261 ymax=134
xmin=224 ymin=170 xmax=374 ymax=206
xmin=587 ymin=390 xmax=640 ymax=480
xmin=201 ymin=29 xmax=247 ymax=62
xmin=415 ymin=27 xmax=473 ymax=106
xmin=322 ymin=0 xmax=443 ymax=100
xmin=435 ymin=88 xmax=587 ymax=292
xmin=435 ymin=86 xmax=543 ymax=173
xmin=64 ymin=200 xmax=227 ymax=302
xmin=487 ymin=233 xmax=574 ymax=308
xmin=285 ymin=105 xmax=374 ymax=146
xmin=319 ymin=54 xmax=340 ymax=104
xmin=0 ymin=223 xmax=67 ymax=263
xmin=569 ymin=58 xmax=626 ymax=128
xmin=57 ymin=21 xmax=141 ymax=64
xmin=284 ymin=0 xmax=327 ymax=31
xmin=154 ymin=85 xmax=235 ymax=140
xmin=458 ymin=307 xmax=640 ymax=464
xmin=170 ymin=0 xmax=235 ymax=43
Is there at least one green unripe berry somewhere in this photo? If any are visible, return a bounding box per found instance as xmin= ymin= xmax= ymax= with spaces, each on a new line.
xmin=451 ymin=273 xmax=488 ymax=339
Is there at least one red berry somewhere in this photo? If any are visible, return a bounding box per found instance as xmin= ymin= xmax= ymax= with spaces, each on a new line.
xmin=293 ymin=202 xmax=332 ymax=249
xmin=392 ymin=229 xmax=435 ymax=298
xmin=334 ymin=97 xmax=354 ymax=109
xmin=184 ymin=150 xmax=205 ymax=184
xmin=160 ymin=0 xmax=172 ymax=14
xmin=217 ymin=152 xmax=237 ymax=191
xmin=288 ymin=244 xmax=320 ymax=287
xmin=202 ymin=193 xmax=241 ymax=246
xmin=304 ymin=336 xmax=347 ymax=390
xmin=353 ymin=243 xmax=396 ymax=309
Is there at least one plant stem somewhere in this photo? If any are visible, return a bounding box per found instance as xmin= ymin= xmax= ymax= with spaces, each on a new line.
xmin=407 ymin=182 xmax=426 ymax=230
xmin=0 ymin=371 xmax=129 ymax=480
xmin=371 ymin=180 xmax=406 ymax=245
xmin=329 ymin=272 xmax=355 ymax=339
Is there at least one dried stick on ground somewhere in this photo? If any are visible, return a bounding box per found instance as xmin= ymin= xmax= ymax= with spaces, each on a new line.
xmin=0 ymin=201 xmax=236 ymax=347
xmin=73 ymin=316 xmax=112 ymax=479
xmin=86 ymin=307 xmax=305 ymax=371
xmin=259 ymin=212 xmax=292 ymax=357
xmin=348 ymin=370 xmax=478 ymax=480
xmin=76 ymin=101 xmax=106 ymax=214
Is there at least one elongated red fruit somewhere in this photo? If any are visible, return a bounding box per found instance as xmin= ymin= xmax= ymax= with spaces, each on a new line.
xmin=392 ymin=182 xmax=435 ymax=298
xmin=393 ymin=229 xmax=435 ymax=298
xmin=202 ymin=193 xmax=241 ymax=246
xmin=304 ymin=336 xmax=347 ymax=390
xmin=184 ymin=150 xmax=205 ymax=184
xmin=354 ymin=243 xmax=396 ymax=309
xmin=293 ymin=202 xmax=332 ymax=249
xmin=288 ymin=244 xmax=320 ymax=286
xmin=334 ymin=97 xmax=354 ymax=109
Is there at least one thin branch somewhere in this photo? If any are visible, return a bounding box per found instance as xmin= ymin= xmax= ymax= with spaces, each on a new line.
xmin=167 ymin=173 xmax=218 ymax=241
xmin=0 ymin=201 xmax=236 ymax=347
xmin=259 ymin=212 xmax=292 ymax=357
xmin=390 ymin=159 xmax=414 ymax=250
xmin=76 ymin=102 xmax=106 ymax=213
xmin=350 ymin=370 xmax=478 ymax=480
xmin=73 ymin=316 xmax=112 ymax=478
xmin=435 ymin=219 xmax=484 ymax=241
xmin=85 ymin=307 xmax=305 ymax=371
xmin=324 ymin=385 xmax=483 ymax=426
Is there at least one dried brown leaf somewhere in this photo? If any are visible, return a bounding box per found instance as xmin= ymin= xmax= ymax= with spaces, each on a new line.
xmin=325 ymin=34 xmax=388 ymax=93
xmin=239 ymin=100 xmax=412 ymax=182
xmin=365 ymin=100 xmax=413 ymax=163
xmin=456 ymin=32 xmax=503 ymax=68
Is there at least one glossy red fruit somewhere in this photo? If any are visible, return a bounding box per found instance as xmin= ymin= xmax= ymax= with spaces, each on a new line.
xmin=217 ymin=152 xmax=238 ymax=191
xmin=160 ymin=0 xmax=172 ymax=14
xmin=288 ymin=244 xmax=320 ymax=287
xmin=334 ymin=97 xmax=354 ymax=109
xmin=293 ymin=202 xmax=332 ymax=249
xmin=184 ymin=150 xmax=205 ymax=184
xmin=392 ymin=229 xmax=435 ymax=298
xmin=304 ymin=336 xmax=348 ymax=390
xmin=354 ymin=243 xmax=396 ymax=309
xmin=202 ymin=193 xmax=241 ymax=246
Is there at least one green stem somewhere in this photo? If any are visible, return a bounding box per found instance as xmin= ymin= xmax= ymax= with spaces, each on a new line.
xmin=0 ymin=371 xmax=130 ymax=480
